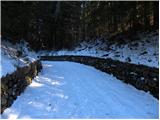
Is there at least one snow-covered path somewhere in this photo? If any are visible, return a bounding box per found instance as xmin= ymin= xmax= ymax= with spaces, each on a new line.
xmin=2 ymin=61 xmax=158 ymax=119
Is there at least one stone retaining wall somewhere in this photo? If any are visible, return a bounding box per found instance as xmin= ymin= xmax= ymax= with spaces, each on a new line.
xmin=40 ymin=55 xmax=159 ymax=99
xmin=1 ymin=60 xmax=42 ymax=113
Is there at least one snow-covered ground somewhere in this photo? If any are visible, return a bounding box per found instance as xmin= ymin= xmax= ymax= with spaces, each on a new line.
xmin=0 ymin=54 xmax=16 ymax=78
xmin=0 ymin=40 xmax=37 ymax=77
xmin=0 ymin=42 xmax=18 ymax=77
xmin=38 ymin=31 xmax=159 ymax=68
xmin=1 ymin=61 xmax=158 ymax=119
xmin=0 ymin=30 xmax=158 ymax=77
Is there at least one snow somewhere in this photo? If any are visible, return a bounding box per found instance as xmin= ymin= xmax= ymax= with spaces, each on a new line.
xmin=1 ymin=61 xmax=158 ymax=119
xmin=0 ymin=31 xmax=158 ymax=77
xmin=0 ymin=54 xmax=16 ymax=78
xmin=0 ymin=42 xmax=18 ymax=77
xmin=0 ymin=40 xmax=37 ymax=77
xmin=38 ymin=31 xmax=158 ymax=68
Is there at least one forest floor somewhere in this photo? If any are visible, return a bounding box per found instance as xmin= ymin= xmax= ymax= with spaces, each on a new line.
xmin=1 ymin=61 xmax=159 ymax=119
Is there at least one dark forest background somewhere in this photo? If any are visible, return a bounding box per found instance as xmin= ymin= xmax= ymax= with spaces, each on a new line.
xmin=1 ymin=1 xmax=159 ymax=51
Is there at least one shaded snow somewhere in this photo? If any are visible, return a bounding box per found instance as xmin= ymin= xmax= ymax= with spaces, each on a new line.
xmin=0 ymin=54 xmax=16 ymax=78
xmin=38 ymin=31 xmax=158 ymax=68
xmin=1 ymin=61 xmax=158 ymax=119
xmin=0 ymin=40 xmax=37 ymax=77
xmin=1 ymin=31 xmax=158 ymax=77
xmin=0 ymin=42 xmax=17 ymax=77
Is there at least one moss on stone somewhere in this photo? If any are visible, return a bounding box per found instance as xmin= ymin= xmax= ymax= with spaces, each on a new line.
xmin=25 ymin=76 xmax=32 ymax=84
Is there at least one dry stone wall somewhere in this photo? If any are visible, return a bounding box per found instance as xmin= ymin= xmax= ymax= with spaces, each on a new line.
xmin=40 ymin=55 xmax=159 ymax=99
xmin=1 ymin=60 xmax=42 ymax=113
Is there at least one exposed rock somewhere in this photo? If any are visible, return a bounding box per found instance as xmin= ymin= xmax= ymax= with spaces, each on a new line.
xmin=1 ymin=96 xmax=7 ymax=106
xmin=115 ymin=54 xmax=120 ymax=57
xmin=148 ymin=59 xmax=152 ymax=62
xmin=132 ymin=42 xmax=139 ymax=47
xmin=125 ymin=57 xmax=131 ymax=62
xmin=1 ymin=60 xmax=42 ymax=114
xmin=25 ymin=76 xmax=32 ymax=84
xmin=7 ymin=97 xmax=14 ymax=107
xmin=140 ymin=51 xmax=148 ymax=55
xmin=102 ymin=54 xmax=109 ymax=57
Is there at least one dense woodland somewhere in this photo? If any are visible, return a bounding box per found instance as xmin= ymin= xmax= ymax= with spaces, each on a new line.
xmin=2 ymin=1 xmax=159 ymax=51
